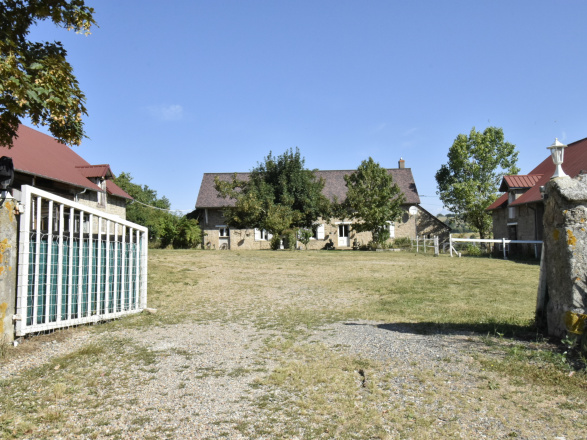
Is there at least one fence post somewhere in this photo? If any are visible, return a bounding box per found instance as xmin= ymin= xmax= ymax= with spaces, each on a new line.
xmin=434 ymin=235 xmax=439 ymax=256
xmin=502 ymin=237 xmax=507 ymax=260
xmin=0 ymin=196 xmax=18 ymax=342
xmin=416 ymin=235 xmax=419 ymax=253
xmin=449 ymin=234 xmax=453 ymax=257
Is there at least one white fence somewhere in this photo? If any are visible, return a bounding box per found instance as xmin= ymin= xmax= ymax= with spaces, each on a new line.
xmin=449 ymin=234 xmax=542 ymax=259
xmin=15 ymin=185 xmax=148 ymax=336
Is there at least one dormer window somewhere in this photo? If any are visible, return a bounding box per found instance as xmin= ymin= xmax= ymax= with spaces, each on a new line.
xmin=508 ymin=192 xmax=517 ymax=219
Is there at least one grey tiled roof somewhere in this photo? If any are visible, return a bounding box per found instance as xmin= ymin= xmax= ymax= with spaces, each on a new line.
xmin=195 ymin=169 xmax=420 ymax=208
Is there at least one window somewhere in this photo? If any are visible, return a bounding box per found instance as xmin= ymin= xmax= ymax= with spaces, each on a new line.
xmin=312 ymin=224 xmax=325 ymax=240
xmin=508 ymin=192 xmax=517 ymax=219
xmin=338 ymin=224 xmax=349 ymax=237
xmin=388 ymin=221 xmax=395 ymax=239
xmin=219 ymin=227 xmax=229 ymax=237
xmin=254 ymin=228 xmax=272 ymax=241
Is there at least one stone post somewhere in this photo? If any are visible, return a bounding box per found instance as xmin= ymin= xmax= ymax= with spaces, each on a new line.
xmin=540 ymin=173 xmax=587 ymax=337
xmin=0 ymin=198 xmax=18 ymax=343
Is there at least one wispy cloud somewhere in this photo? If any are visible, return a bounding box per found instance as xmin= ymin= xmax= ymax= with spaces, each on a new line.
xmin=402 ymin=127 xmax=418 ymax=137
xmin=145 ymin=104 xmax=184 ymax=121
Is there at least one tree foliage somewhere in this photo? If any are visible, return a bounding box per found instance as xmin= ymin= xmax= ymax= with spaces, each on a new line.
xmin=214 ymin=148 xmax=330 ymax=235
xmin=0 ymin=0 xmax=96 ymax=148
xmin=114 ymin=172 xmax=201 ymax=248
xmin=343 ymin=157 xmax=405 ymax=246
xmin=435 ymin=127 xmax=520 ymax=239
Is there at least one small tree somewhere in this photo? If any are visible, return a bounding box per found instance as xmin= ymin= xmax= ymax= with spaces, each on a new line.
xmin=0 ymin=0 xmax=96 ymax=147
xmin=435 ymin=127 xmax=520 ymax=239
xmin=215 ymin=148 xmax=330 ymax=237
xmin=344 ymin=157 xmax=405 ymax=248
xmin=173 ymin=217 xmax=202 ymax=249
xmin=298 ymin=228 xmax=313 ymax=250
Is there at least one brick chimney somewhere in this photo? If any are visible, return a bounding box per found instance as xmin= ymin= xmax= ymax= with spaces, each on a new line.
xmin=398 ymin=157 xmax=405 ymax=169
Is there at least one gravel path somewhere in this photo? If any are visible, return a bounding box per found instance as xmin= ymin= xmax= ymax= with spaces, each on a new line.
xmin=1 ymin=320 xmax=583 ymax=439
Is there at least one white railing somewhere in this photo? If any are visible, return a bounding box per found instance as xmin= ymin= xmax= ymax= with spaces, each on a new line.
xmin=15 ymin=185 xmax=148 ymax=336
xmin=449 ymin=234 xmax=542 ymax=259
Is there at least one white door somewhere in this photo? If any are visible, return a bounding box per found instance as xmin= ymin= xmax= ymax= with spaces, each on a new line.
xmin=218 ymin=227 xmax=230 ymax=250
xmin=338 ymin=224 xmax=350 ymax=247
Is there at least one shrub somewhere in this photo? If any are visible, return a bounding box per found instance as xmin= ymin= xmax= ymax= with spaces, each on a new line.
xmin=173 ymin=218 xmax=202 ymax=249
xmin=282 ymin=229 xmax=297 ymax=250
xmin=393 ymin=237 xmax=411 ymax=249
xmin=466 ymin=243 xmax=481 ymax=256
xmin=270 ymin=235 xmax=281 ymax=250
xmin=298 ymin=228 xmax=313 ymax=250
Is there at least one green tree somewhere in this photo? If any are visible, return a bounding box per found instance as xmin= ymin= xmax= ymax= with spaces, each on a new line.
xmin=172 ymin=217 xmax=202 ymax=249
xmin=0 ymin=0 xmax=96 ymax=148
xmin=114 ymin=172 xmax=175 ymax=243
xmin=298 ymin=228 xmax=313 ymax=250
xmin=343 ymin=157 xmax=405 ymax=247
xmin=435 ymin=127 xmax=520 ymax=239
xmin=214 ymin=148 xmax=330 ymax=236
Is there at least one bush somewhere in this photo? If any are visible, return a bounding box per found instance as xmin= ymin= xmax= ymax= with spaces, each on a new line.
xmin=282 ymin=229 xmax=297 ymax=250
xmin=173 ymin=218 xmax=202 ymax=249
xmin=159 ymin=216 xmax=202 ymax=249
xmin=298 ymin=228 xmax=313 ymax=250
xmin=393 ymin=237 xmax=411 ymax=249
xmin=466 ymin=243 xmax=481 ymax=256
xmin=270 ymin=235 xmax=281 ymax=250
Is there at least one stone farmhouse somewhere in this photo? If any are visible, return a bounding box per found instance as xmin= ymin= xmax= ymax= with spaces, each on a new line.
xmin=4 ymin=125 xmax=131 ymax=218
xmin=487 ymin=136 xmax=587 ymax=256
xmin=195 ymin=159 xmax=450 ymax=250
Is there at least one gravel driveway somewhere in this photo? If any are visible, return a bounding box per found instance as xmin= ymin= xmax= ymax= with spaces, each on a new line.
xmin=2 ymin=318 xmax=583 ymax=439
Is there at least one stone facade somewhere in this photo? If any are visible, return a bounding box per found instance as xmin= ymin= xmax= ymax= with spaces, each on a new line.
xmin=200 ymin=205 xmax=449 ymax=250
xmin=540 ymin=173 xmax=587 ymax=337
xmin=77 ymin=189 xmax=127 ymax=219
xmin=0 ymin=198 xmax=17 ymax=342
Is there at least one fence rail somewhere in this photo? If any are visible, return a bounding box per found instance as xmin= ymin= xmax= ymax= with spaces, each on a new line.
xmin=15 ymin=185 xmax=148 ymax=336
xmin=449 ymin=234 xmax=542 ymax=259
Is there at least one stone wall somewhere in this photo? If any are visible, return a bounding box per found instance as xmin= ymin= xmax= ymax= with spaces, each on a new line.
xmin=540 ymin=173 xmax=587 ymax=337
xmin=77 ymin=191 xmax=126 ymax=219
xmin=0 ymin=198 xmax=18 ymax=342
xmin=199 ymin=206 xmax=449 ymax=250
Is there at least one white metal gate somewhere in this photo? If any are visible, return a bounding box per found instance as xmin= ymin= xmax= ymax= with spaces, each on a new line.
xmin=15 ymin=185 xmax=148 ymax=336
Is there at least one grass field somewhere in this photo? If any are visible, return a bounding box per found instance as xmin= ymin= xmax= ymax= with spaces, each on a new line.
xmin=1 ymin=249 xmax=586 ymax=439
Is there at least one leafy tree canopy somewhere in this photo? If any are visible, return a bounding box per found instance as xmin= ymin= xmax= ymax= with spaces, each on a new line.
xmin=114 ymin=172 xmax=202 ymax=248
xmin=114 ymin=172 xmax=173 ymax=241
xmin=343 ymin=157 xmax=405 ymax=246
xmin=214 ymin=148 xmax=330 ymax=235
xmin=0 ymin=0 xmax=96 ymax=148
xmin=435 ymin=127 xmax=520 ymax=239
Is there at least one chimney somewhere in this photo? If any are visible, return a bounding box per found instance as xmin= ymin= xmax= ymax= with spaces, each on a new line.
xmin=398 ymin=157 xmax=405 ymax=169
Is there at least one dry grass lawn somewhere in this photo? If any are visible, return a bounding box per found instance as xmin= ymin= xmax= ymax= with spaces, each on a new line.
xmin=2 ymin=249 xmax=586 ymax=439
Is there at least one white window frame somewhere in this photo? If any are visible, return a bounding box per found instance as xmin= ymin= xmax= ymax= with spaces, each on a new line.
xmin=254 ymin=228 xmax=273 ymax=241
xmin=388 ymin=221 xmax=395 ymax=238
xmin=312 ymin=224 xmax=325 ymax=240
xmin=217 ymin=225 xmax=230 ymax=237
xmin=508 ymin=192 xmax=517 ymax=219
xmin=338 ymin=224 xmax=350 ymax=238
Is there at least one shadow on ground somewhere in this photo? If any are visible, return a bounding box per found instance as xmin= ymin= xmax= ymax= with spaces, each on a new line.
xmin=343 ymin=321 xmax=542 ymax=341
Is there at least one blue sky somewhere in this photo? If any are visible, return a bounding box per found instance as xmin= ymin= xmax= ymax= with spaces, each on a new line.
xmin=26 ymin=0 xmax=587 ymax=214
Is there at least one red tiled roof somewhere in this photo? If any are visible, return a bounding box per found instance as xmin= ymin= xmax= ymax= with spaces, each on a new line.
xmin=486 ymin=193 xmax=508 ymax=211
xmin=106 ymin=180 xmax=132 ymax=199
xmin=499 ymin=174 xmax=543 ymax=192
xmin=511 ymin=136 xmax=587 ymax=207
xmin=76 ymin=164 xmax=113 ymax=179
xmin=196 ymin=168 xmax=420 ymax=208
xmin=487 ymin=136 xmax=587 ymax=210
xmin=3 ymin=125 xmax=131 ymax=199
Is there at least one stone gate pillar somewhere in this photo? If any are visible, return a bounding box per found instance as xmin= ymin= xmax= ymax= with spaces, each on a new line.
xmin=540 ymin=172 xmax=587 ymax=337
xmin=0 ymin=198 xmax=17 ymax=343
